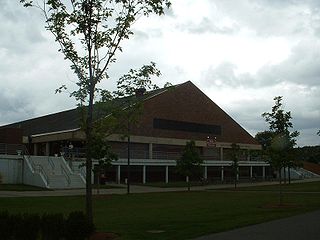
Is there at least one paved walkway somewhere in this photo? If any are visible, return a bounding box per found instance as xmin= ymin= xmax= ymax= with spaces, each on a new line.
xmin=0 ymin=178 xmax=319 ymax=197
xmin=193 ymin=209 xmax=320 ymax=240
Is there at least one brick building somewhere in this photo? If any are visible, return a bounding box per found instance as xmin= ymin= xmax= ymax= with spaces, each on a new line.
xmin=1 ymin=81 xmax=270 ymax=184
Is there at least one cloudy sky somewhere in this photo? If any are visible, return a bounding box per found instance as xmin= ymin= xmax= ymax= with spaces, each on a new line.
xmin=0 ymin=0 xmax=319 ymax=146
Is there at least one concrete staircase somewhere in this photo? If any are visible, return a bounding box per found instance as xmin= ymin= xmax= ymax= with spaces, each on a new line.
xmin=29 ymin=156 xmax=85 ymax=189
xmin=286 ymin=167 xmax=320 ymax=180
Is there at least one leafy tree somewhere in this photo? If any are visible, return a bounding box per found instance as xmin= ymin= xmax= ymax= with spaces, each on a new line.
xmin=90 ymin=132 xmax=117 ymax=193
xmin=20 ymin=0 xmax=171 ymax=222
xmin=230 ymin=143 xmax=240 ymax=189
xmin=262 ymin=96 xmax=299 ymax=205
xmin=176 ymin=140 xmax=203 ymax=191
xmin=255 ymin=130 xmax=274 ymax=150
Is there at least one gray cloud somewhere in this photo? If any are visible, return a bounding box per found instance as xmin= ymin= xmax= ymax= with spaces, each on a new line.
xmin=0 ymin=0 xmax=319 ymax=146
xmin=203 ymin=38 xmax=320 ymax=90
xmin=0 ymin=88 xmax=35 ymax=125
xmin=0 ymin=0 xmax=45 ymax=55
xmin=177 ymin=17 xmax=239 ymax=35
xmin=213 ymin=0 xmax=319 ymax=37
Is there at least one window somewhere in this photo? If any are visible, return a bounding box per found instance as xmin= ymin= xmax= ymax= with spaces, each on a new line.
xmin=153 ymin=118 xmax=221 ymax=135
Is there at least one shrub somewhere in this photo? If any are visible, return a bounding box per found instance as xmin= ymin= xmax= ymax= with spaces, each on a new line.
xmin=41 ymin=213 xmax=65 ymax=240
xmin=64 ymin=211 xmax=95 ymax=240
xmin=0 ymin=211 xmax=15 ymax=239
xmin=0 ymin=211 xmax=95 ymax=240
xmin=13 ymin=213 xmax=40 ymax=240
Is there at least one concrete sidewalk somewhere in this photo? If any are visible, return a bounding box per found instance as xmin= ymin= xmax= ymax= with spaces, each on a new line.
xmin=193 ymin=210 xmax=320 ymax=240
xmin=0 ymin=178 xmax=319 ymax=197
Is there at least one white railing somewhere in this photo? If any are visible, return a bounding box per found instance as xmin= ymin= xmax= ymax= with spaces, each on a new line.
xmin=32 ymin=163 xmax=49 ymax=186
xmin=47 ymin=156 xmax=55 ymax=170
xmin=79 ymin=166 xmax=86 ymax=183
xmin=61 ymin=164 xmax=71 ymax=185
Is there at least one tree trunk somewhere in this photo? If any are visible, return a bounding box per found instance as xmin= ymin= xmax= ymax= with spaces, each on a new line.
xmin=85 ymin=79 xmax=95 ymax=223
xmin=279 ymin=169 xmax=283 ymax=206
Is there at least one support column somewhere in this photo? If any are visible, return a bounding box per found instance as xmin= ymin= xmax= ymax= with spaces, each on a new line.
xmin=204 ymin=166 xmax=208 ymax=179
xmin=117 ymin=165 xmax=121 ymax=184
xmin=221 ymin=166 xmax=224 ymax=182
xmin=236 ymin=167 xmax=239 ymax=181
xmin=220 ymin=147 xmax=224 ymax=161
xmin=262 ymin=166 xmax=265 ymax=180
xmin=149 ymin=143 xmax=153 ymax=159
xmin=143 ymin=165 xmax=146 ymax=184
xmin=250 ymin=166 xmax=253 ymax=178
xmin=45 ymin=142 xmax=50 ymax=156
xmin=34 ymin=143 xmax=38 ymax=156
xmin=165 ymin=166 xmax=169 ymax=184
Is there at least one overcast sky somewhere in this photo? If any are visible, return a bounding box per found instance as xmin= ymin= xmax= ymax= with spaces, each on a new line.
xmin=0 ymin=0 xmax=319 ymax=146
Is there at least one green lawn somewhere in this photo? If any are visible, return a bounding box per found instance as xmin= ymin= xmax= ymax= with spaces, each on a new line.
xmin=229 ymin=181 xmax=320 ymax=192
xmin=92 ymin=184 xmax=125 ymax=189
xmin=0 ymin=184 xmax=48 ymax=191
xmin=1 ymin=185 xmax=320 ymax=239
xmin=141 ymin=181 xmax=205 ymax=188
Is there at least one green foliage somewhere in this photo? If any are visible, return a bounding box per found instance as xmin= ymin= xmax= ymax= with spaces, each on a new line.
xmin=90 ymin=134 xmax=117 ymax=161
xmin=176 ymin=140 xmax=203 ymax=186
xmin=13 ymin=213 xmax=41 ymax=240
xmin=262 ymin=96 xmax=299 ymax=148
xmin=255 ymin=130 xmax=274 ymax=150
xmin=41 ymin=213 xmax=65 ymax=240
xmin=21 ymin=0 xmax=171 ymax=221
xmin=0 ymin=211 xmax=15 ymax=239
xmin=64 ymin=211 xmax=95 ymax=240
xmin=261 ymin=96 xmax=300 ymax=171
xmin=21 ymin=0 xmax=171 ymax=104
xmin=0 ymin=211 xmax=95 ymax=240
xmin=293 ymin=146 xmax=320 ymax=164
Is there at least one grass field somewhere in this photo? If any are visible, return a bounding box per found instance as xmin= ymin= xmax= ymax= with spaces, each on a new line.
xmin=227 ymin=181 xmax=320 ymax=192
xmin=0 ymin=184 xmax=47 ymax=191
xmin=1 ymin=181 xmax=320 ymax=239
xmin=141 ymin=181 xmax=204 ymax=188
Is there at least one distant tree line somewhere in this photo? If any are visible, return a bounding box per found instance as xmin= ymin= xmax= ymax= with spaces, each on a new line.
xmin=292 ymin=146 xmax=320 ymax=164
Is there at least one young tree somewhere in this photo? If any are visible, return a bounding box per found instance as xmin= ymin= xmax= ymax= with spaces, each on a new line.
xmin=230 ymin=143 xmax=240 ymax=189
xmin=262 ymin=96 xmax=299 ymax=204
xmin=255 ymin=131 xmax=274 ymax=150
xmin=20 ymin=0 xmax=171 ymax=222
xmin=176 ymin=140 xmax=203 ymax=191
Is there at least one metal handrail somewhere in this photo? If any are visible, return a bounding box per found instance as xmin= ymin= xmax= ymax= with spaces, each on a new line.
xmin=80 ymin=166 xmax=86 ymax=177
xmin=79 ymin=166 xmax=86 ymax=183
xmin=47 ymin=156 xmax=55 ymax=170
xmin=61 ymin=164 xmax=71 ymax=185
xmin=33 ymin=163 xmax=49 ymax=186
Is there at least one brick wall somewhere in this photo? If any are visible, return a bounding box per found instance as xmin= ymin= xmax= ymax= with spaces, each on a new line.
xmin=131 ymin=81 xmax=258 ymax=145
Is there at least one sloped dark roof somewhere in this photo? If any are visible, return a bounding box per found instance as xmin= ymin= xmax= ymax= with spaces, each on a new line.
xmin=0 ymin=85 xmax=172 ymax=136
xmin=1 ymin=108 xmax=81 ymax=136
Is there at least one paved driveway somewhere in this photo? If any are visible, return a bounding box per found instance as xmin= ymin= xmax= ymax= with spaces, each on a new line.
xmin=193 ymin=210 xmax=320 ymax=240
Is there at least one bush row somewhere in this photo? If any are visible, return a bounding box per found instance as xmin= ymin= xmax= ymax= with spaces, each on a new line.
xmin=0 ymin=211 xmax=95 ymax=240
